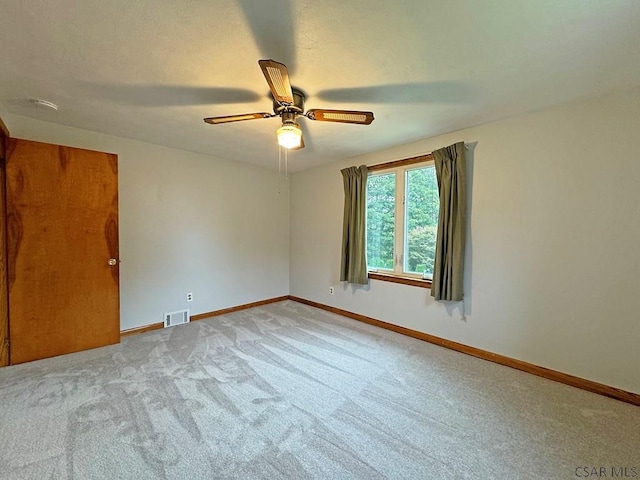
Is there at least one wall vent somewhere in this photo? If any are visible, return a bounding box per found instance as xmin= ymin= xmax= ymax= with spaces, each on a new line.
xmin=164 ymin=309 xmax=190 ymax=328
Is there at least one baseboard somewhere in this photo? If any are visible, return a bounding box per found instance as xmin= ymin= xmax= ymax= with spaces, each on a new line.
xmin=288 ymin=296 xmax=640 ymax=407
xmin=120 ymin=296 xmax=289 ymax=338
xmin=117 ymin=294 xmax=639 ymax=406
xmin=120 ymin=322 xmax=163 ymax=338
xmin=189 ymin=296 xmax=290 ymax=321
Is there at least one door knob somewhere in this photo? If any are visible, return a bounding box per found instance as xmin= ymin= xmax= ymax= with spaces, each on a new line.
xmin=108 ymin=258 xmax=117 ymax=266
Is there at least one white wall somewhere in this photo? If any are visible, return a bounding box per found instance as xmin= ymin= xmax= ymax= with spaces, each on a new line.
xmin=290 ymin=88 xmax=640 ymax=394
xmin=5 ymin=114 xmax=290 ymax=331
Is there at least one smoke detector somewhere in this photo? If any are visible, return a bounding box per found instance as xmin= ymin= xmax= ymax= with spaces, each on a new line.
xmin=30 ymin=99 xmax=58 ymax=111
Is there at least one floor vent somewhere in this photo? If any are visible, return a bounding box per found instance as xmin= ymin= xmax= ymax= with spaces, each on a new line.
xmin=164 ymin=309 xmax=190 ymax=328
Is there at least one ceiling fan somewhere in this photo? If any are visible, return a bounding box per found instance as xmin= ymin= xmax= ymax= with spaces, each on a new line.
xmin=203 ymin=59 xmax=375 ymax=150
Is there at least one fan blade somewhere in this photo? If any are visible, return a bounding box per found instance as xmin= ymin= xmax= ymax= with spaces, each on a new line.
xmin=306 ymin=109 xmax=374 ymax=125
xmin=317 ymin=82 xmax=470 ymax=104
xmin=84 ymin=84 xmax=260 ymax=107
xmin=259 ymin=59 xmax=294 ymax=104
xmin=203 ymin=113 xmax=273 ymax=124
xmin=239 ymin=1 xmax=297 ymax=74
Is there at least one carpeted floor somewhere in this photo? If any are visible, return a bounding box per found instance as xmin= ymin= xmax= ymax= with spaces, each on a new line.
xmin=0 ymin=300 xmax=638 ymax=479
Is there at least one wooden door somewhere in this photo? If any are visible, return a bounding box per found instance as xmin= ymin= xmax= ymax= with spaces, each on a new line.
xmin=6 ymin=138 xmax=120 ymax=364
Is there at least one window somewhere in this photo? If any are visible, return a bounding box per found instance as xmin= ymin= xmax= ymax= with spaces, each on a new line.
xmin=366 ymin=159 xmax=439 ymax=279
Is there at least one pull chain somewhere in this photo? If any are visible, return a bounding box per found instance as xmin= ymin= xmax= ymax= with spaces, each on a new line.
xmin=278 ymin=146 xmax=289 ymax=194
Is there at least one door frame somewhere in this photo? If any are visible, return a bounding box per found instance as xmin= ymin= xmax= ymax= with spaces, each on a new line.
xmin=0 ymin=116 xmax=9 ymax=367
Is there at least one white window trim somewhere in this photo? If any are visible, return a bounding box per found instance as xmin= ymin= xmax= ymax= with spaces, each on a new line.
xmin=367 ymin=158 xmax=436 ymax=281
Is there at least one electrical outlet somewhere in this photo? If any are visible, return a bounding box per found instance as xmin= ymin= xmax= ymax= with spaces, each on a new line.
xmin=186 ymin=292 xmax=193 ymax=302
xmin=329 ymin=287 xmax=335 ymax=295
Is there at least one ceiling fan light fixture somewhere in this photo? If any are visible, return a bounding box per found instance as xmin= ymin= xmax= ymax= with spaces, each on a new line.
xmin=203 ymin=59 xmax=374 ymax=153
xmin=276 ymin=122 xmax=302 ymax=149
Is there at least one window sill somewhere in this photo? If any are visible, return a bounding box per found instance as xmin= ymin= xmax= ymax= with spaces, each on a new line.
xmin=368 ymin=272 xmax=432 ymax=289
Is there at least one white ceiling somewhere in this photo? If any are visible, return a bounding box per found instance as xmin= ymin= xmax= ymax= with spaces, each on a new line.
xmin=1 ymin=1 xmax=639 ymax=171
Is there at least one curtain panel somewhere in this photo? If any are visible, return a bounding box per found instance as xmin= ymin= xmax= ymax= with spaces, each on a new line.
xmin=340 ymin=165 xmax=368 ymax=284
xmin=431 ymin=142 xmax=467 ymax=301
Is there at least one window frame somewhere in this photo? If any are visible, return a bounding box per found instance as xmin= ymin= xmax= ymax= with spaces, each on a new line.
xmin=366 ymin=154 xmax=437 ymax=289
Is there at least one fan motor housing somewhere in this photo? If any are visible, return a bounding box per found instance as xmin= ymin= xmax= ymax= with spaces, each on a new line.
xmin=272 ymin=87 xmax=305 ymax=115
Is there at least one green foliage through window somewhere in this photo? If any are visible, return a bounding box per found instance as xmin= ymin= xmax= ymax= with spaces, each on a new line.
xmin=366 ymin=163 xmax=439 ymax=277
xmin=366 ymin=173 xmax=395 ymax=269
xmin=405 ymin=166 xmax=439 ymax=275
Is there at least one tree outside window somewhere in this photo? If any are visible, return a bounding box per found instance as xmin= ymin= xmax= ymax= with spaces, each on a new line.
xmin=366 ymin=162 xmax=439 ymax=278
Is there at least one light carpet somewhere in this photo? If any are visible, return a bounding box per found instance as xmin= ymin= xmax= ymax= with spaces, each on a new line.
xmin=0 ymin=300 xmax=638 ymax=479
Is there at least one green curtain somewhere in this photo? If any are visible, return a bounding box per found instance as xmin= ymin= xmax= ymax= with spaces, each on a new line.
xmin=431 ymin=142 xmax=467 ymax=301
xmin=340 ymin=165 xmax=369 ymax=284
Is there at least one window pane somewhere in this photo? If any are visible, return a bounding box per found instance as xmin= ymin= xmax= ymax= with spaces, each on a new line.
xmin=366 ymin=172 xmax=395 ymax=270
xmin=404 ymin=166 xmax=439 ymax=275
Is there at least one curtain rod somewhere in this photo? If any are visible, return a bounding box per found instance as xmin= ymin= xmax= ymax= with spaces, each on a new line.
xmin=368 ymin=154 xmax=431 ymax=172
xmin=367 ymin=143 xmax=469 ymax=172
